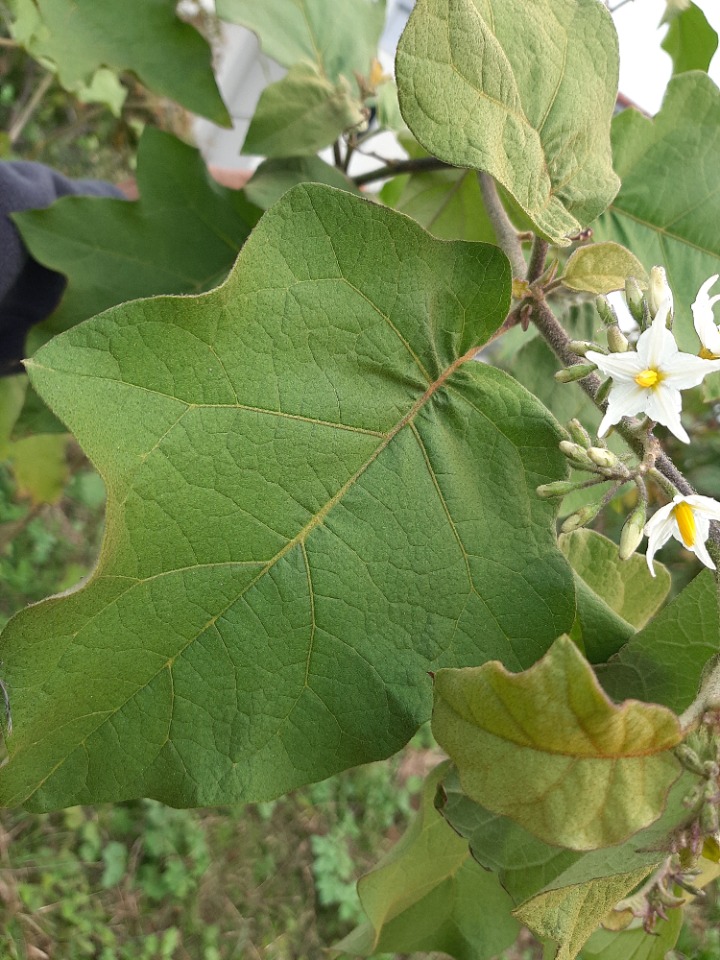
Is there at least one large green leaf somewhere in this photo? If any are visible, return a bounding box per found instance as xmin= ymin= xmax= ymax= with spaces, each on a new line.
xmin=0 ymin=184 xmax=575 ymax=809
xmin=15 ymin=128 xmax=261 ymax=340
xmin=245 ymin=156 xmax=360 ymax=210
xmin=216 ymin=0 xmax=386 ymax=83
xmin=597 ymin=571 xmax=720 ymax=713
xmin=439 ymin=767 xmax=701 ymax=907
xmin=335 ymin=762 xmax=519 ymax=960
xmin=580 ymin=906 xmax=683 ymax=960
xmin=593 ymin=72 xmax=720 ymax=351
xmin=433 ymin=636 xmax=682 ymax=850
xmin=8 ymin=0 xmax=229 ymax=125
xmin=396 ymin=0 xmax=619 ymax=244
xmin=661 ymin=3 xmax=718 ymax=75
xmin=242 ymin=63 xmax=365 ymax=158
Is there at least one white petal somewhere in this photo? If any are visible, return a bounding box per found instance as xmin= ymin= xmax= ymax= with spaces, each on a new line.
xmin=695 ymin=274 xmax=719 ymax=302
xmin=684 ymin=495 xmax=720 ymax=521
xmin=586 ymin=350 xmax=643 ymax=382
xmin=597 ymin=381 xmax=646 ymax=435
xmin=638 ymin=306 xmax=677 ymax=368
xmin=692 ymin=535 xmax=716 ymax=571
xmin=645 ymin=385 xmax=690 ymax=442
xmin=662 ymin=353 xmax=720 ymax=389
xmin=644 ymin=507 xmax=676 ymax=575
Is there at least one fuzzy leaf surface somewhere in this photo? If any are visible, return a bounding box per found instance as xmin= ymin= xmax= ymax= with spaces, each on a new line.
xmin=396 ymin=0 xmax=619 ymax=244
xmin=0 ymin=184 xmax=575 ymax=809
xmin=580 ymin=908 xmax=683 ymax=960
xmin=216 ymin=0 xmax=386 ymax=83
xmin=335 ymin=762 xmax=519 ymax=960
xmin=562 ymin=243 xmax=648 ymax=295
xmin=597 ymin=571 xmax=720 ymax=712
xmin=433 ymin=635 xmax=682 ymax=850
xmin=245 ymin=156 xmax=360 ymax=210
xmin=593 ymin=72 xmax=720 ymax=350
xmin=15 ymin=128 xmax=261 ymax=339
xmin=242 ymin=63 xmax=365 ymax=157
xmin=8 ymin=0 xmax=229 ymax=124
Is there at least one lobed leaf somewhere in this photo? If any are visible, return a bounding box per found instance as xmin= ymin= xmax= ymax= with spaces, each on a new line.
xmin=661 ymin=3 xmax=718 ymax=76
xmin=396 ymin=0 xmax=619 ymax=244
xmin=8 ymin=0 xmax=229 ymax=125
xmin=0 ymin=184 xmax=575 ymax=809
xmin=15 ymin=128 xmax=261 ymax=341
xmin=433 ymin=635 xmax=683 ymax=850
xmin=216 ymin=0 xmax=386 ymax=84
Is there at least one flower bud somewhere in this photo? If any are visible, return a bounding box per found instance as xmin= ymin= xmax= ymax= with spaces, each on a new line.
xmin=587 ymin=446 xmax=618 ymax=469
xmin=554 ymin=362 xmax=597 ymax=383
xmin=568 ymin=340 xmax=604 ymax=357
xmin=536 ymin=480 xmax=582 ymax=499
xmin=595 ymin=378 xmax=612 ymax=404
xmin=558 ymin=440 xmax=595 ymax=469
xmin=648 ymin=265 xmax=674 ymax=320
xmin=566 ymin=419 xmax=592 ymax=448
xmin=618 ymin=504 xmax=647 ymax=560
xmin=560 ymin=502 xmax=601 ymax=533
xmin=624 ymin=277 xmax=645 ymax=322
xmin=595 ymin=295 xmax=619 ymax=327
xmin=606 ymin=325 xmax=629 ymax=353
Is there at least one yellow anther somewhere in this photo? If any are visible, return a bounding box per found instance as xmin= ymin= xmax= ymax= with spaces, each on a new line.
xmin=699 ymin=347 xmax=720 ymax=360
xmin=674 ymin=501 xmax=696 ymax=548
xmin=634 ymin=368 xmax=661 ymax=388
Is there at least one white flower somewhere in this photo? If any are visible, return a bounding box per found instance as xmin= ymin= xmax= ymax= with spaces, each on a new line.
xmin=644 ymin=494 xmax=720 ymax=575
xmin=585 ymin=302 xmax=720 ymax=444
xmin=692 ymin=274 xmax=720 ymax=359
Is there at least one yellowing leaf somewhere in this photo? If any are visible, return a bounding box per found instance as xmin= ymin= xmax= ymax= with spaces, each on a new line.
xmin=562 ymin=242 xmax=648 ymax=295
xmin=433 ymin=636 xmax=683 ymax=850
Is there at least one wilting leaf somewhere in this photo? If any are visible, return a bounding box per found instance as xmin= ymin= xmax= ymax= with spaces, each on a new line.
xmin=433 ymin=635 xmax=682 ymax=850
xmin=0 ymin=184 xmax=575 ymax=809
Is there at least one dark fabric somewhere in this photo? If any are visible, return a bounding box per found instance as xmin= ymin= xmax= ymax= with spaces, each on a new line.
xmin=0 ymin=162 xmax=124 ymax=376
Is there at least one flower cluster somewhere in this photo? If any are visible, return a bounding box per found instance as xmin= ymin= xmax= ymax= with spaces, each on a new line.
xmin=557 ymin=269 xmax=720 ymax=575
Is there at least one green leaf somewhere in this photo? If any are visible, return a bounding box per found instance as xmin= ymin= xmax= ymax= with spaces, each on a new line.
xmin=8 ymin=0 xmax=230 ymax=125
xmin=562 ymin=243 xmax=649 ymax=296
xmin=395 ymin=0 xmax=619 ymax=244
xmin=242 ymin=63 xmax=365 ymax=158
xmin=216 ymin=0 xmax=386 ymax=83
xmin=580 ymin=906 xmax=683 ymax=960
xmin=245 ymin=156 xmax=360 ymax=210
xmin=15 ymin=128 xmax=261 ymax=339
xmin=438 ymin=766 xmax=701 ymax=908
xmin=0 ymin=376 xmax=27 ymax=457
xmin=433 ymin=635 xmax=683 ymax=850
xmin=661 ymin=3 xmax=718 ymax=75
xmin=592 ymin=72 xmax=720 ymax=351
xmin=7 ymin=433 xmax=69 ymax=505
xmin=380 ymin=168 xmax=496 ymax=242
xmin=335 ymin=762 xmax=519 ymax=960
xmin=597 ymin=571 xmax=720 ymax=713
xmin=515 ymin=866 xmax=655 ymax=960
xmin=560 ymin=529 xmax=671 ymax=630
xmin=0 ymin=184 xmax=575 ymax=809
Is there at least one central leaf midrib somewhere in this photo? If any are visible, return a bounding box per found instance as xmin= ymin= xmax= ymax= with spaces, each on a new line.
xmin=16 ymin=344 xmax=480 ymax=805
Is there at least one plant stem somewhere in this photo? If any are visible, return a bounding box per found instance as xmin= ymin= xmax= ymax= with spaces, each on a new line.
xmin=353 ymin=156 xmax=454 ymax=187
xmin=478 ymin=173 xmax=526 ymax=279
xmin=333 ymin=139 xmax=343 ymax=170
xmin=527 ymin=236 xmax=549 ymax=283
xmin=680 ymin=656 xmax=720 ymax=732
xmin=8 ymin=69 xmax=53 ymax=145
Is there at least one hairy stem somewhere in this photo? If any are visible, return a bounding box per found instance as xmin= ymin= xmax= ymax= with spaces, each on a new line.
xmin=478 ymin=173 xmax=526 ymax=278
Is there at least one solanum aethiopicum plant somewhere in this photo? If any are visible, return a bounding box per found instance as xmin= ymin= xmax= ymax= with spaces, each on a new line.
xmin=2 ymin=0 xmax=720 ymax=958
